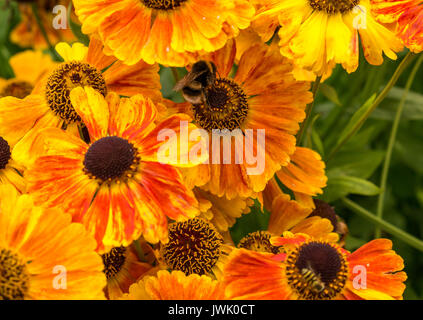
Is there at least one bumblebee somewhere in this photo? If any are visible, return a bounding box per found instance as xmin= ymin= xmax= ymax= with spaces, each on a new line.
xmin=301 ymin=267 xmax=325 ymax=293
xmin=173 ymin=60 xmax=217 ymax=106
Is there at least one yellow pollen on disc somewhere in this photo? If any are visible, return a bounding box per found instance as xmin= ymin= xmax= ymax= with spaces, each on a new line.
xmin=45 ymin=61 xmax=107 ymax=124
xmin=101 ymin=247 xmax=127 ymax=280
xmin=238 ymin=231 xmax=283 ymax=254
xmin=192 ymin=78 xmax=249 ymax=132
xmin=161 ymin=218 xmax=223 ymax=276
xmin=141 ymin=0 xmax=188 ymax=10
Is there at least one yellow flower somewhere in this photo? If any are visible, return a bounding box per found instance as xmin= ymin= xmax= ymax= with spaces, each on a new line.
xmin=253 ymin=0 xmax=404 ymax=76
xmin=0 ymin=50 xmax=57 ymax=100
xmin=72 ymin=0 xmax=255 ymax=66
xmin=0 ymin=184 xmax=106 ymax=300
xmin=121 ymin=270 xmax=226 ymax=300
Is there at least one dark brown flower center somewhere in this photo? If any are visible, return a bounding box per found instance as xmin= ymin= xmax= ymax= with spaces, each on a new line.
xmin=141 ymin=0 xmax=188 ymax=10
xmin=308 ymin=0 xmax=359 ymax=14
xmin=101 ymin=247 xmax=127 ymax=280
xmin=0 ymin=137 xmax=11 ymax=170
xmin=285 ymin=241 xmax=348 ymax=300
xmin=83 ymin=136 xmax=139 ymax=182
xmin=0 ymin=81 xmax=33 ymax=99
xmin=238 ymin=231 xmax=282 ymax=254
xmin=0 ymin=248 xmax=30 ymax=300
xmin=192 ymin=78 xmax=248 ymax=132
xmin=46 ymin=61 xmax=107 ymax=124
xmin=162 ymin=218 xmax=223 ymax=275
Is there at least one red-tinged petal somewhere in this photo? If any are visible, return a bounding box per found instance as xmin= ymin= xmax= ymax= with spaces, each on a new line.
xmin=103 ymin=59 xmax=161 ymax=100
xmin=224 ymin=249 xmax=291 ymax=300
xmin=108 ymin=94 xmax=158 ymax=142
xmin=70 ymin=86 xmax=110 ymax=141
xmin=135 ymin=162 xmax=199 ymax=222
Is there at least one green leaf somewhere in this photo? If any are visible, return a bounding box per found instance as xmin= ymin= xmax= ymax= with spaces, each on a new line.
xmin=0 ymin=48 xmax=14 ymax=79
xmin=319 ymin=83 xmax=342 ymax=106
xmin=396 ymin=128 xmax=423 ymax=175
xmin=311 ymin=128 xmax=325 ymax=157
xmin=229 ymin=200 xmax=270 ymax=245
xmin=335 ymin=93 xmax=377 ymax=147
xmin=344 ymin=235 xmax=367 ymax=251
xmin=370 ymin=87 xmax=423 ymax=120
xmin=321 ymin=174 xmax=380 ymax=202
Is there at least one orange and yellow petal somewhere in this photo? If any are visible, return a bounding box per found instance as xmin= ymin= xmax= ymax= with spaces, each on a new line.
xmin=122 ymin=270 xmax=225 ymax=300
xmin=0 ymin=184 xmax=106 ymax=300
xmin=268 ymin=194 xmax=312 ymax=235
xmin=195 ymin=187 xmax=249 ymax=232
xmin=56 ymin=42 xmax=89 ymax=62
xmin=397 ymin=4 xmax=423 ymax=52
xmin=70 ymin=86 xmax=110 ymax=141
xmin=0 ymin=95 xmax=49 ymax=147
xmin=9 ymin=50 xmax=57 ymax=85
xmin=224 ymin=248 xmax=291 ymax=299
xmin=74 ymin=0 xmax=254 ymax=66
xmin=345 ymin=239 xmax=407 ymax=300
xmin=0 ymin=166 xmax=26 ymax=193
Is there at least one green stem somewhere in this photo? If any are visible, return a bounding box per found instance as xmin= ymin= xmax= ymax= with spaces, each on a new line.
xmin=31 ymin=3 xmax=60 ymax=60
xmin=171 ymin=67 xmax=180 ymax=83
xmin=375 ymin=54 xmax=423 ymax=238
xmin=327 ymin=52 xmax=416 ymax=161
xmin=342 ymin=197 xmax=423 ymax=252
xmin=297 ymin=75 xmax=322 ymax=145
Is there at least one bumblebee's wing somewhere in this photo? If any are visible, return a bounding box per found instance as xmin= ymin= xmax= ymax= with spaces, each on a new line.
xmin=173 ymin=69 xmax=207 ymax=91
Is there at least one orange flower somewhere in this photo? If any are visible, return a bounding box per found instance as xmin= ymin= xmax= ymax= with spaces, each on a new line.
xmin=0 ymin=40 xmax=161 ymax=168
xmin=72 ymin=0 xmax=255 ymax=66
xmin=11 ymin=0 xmax=75 ymax=49
xmin=172 ymin=40 xmax=312 ymax=199
xmin=260 ymin=146 xmax=327 ymax=210
xmin=25 ymin=86 xmax=202 ymax=253
xmin=373 ymin=0 xmax=423 ymax=52
xmin=121 ymin=270 xmax=226 ymax=300
xmin=224 ymin=233 xmax=407 ymax=300
xmin=0 ymin=184 xmax=106 ymax=300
